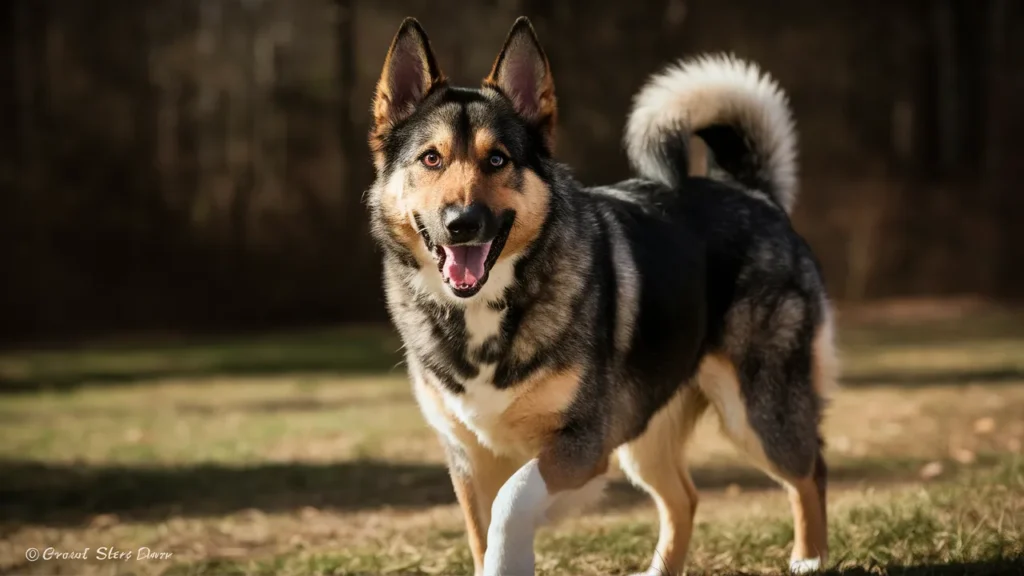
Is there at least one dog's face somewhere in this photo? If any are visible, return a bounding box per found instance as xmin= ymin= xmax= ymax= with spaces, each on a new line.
xmin=368 ymin=18 xmax=557 ymax=301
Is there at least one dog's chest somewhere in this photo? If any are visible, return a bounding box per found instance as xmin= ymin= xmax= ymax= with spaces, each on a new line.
xmin=440 ymin=303 xmax=519 ymax=452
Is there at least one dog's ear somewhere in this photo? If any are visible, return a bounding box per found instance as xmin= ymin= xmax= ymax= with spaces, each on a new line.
xmin=372 ymin=18 xmax=444 ymax=135
xmin=484 ymin=17 xmax=557 ymax=150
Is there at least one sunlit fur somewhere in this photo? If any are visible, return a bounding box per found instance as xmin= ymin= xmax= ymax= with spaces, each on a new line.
xmin=370 ymin=121 xmax=550 ymax=298
xmin=625 ymin=54 xmax=799 ymax=214
xmin=366 ymin=17 xmax=837 ymax=576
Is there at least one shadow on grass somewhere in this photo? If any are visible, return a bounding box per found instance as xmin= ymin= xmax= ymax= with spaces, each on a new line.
xmin=0 ymin=459 xmax=454 ymax=528
xmin=841 ymin=367 xmax=1024 ymax=387
xmin=0 ymin=455 xmax=974 ymax=529
xmin=0 ymin=326 xmax=405 ymax=395
xmin=818 ymin=558 xmax=1024 ymax=576
xmin=715 ymin=558 xmax=1024 ymax=575
xmin=0 ymin=392 xmax=416 ymax=425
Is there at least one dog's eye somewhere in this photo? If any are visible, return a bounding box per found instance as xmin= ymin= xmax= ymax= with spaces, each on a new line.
xmin=489 ymin=153 xmax=507 ymax=168
xmin=421 ymin=152 xmax=442 ymax=168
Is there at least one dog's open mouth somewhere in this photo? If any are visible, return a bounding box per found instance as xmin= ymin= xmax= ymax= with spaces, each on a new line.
xmin=418 ymin=213 xmax=514 ymax=298
xmin=440 ymin=242 xmax=492 ymax=294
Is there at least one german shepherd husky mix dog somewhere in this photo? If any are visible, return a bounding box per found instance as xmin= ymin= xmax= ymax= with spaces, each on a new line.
xmin=367 ymin=16 xmax=837 ymax=576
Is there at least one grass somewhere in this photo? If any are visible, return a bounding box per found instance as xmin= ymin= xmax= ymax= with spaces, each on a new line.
xmin=0 ymin=326 xmax=402 ymax=393
xmin=1 ymin=303 xmax=1024 ymax=575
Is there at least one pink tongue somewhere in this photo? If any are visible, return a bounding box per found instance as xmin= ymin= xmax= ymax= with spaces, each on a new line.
xmin=442 ymin=241 xmax=492 ymax=287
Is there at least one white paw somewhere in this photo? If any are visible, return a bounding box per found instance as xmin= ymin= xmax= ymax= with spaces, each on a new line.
xmin=789 ymin=557 xmax=822 ymax=574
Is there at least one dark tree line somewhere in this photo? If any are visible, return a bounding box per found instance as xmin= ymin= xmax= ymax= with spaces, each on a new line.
xmin=1 ymin=0 xmax=1022 ymax=344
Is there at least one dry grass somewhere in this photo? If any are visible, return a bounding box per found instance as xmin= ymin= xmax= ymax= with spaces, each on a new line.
xmin=1 ymin=304 xmax=1023 ymax=575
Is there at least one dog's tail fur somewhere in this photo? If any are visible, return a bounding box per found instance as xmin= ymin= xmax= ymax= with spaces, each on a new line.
xmin=624 ymin=54 xmax=799 ymax=214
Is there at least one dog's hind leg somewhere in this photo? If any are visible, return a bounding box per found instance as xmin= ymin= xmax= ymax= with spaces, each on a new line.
xmin=697 ymin=350 xmax=831 ymax=574
xmin=616 ymin=386 xmax=709 ymax=576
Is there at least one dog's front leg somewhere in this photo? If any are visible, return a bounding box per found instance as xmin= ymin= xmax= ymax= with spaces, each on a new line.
xmin=481 ymin=458 xmax=547 ymax=576
xmin=483 ymin=429 xmax=610 ymax=576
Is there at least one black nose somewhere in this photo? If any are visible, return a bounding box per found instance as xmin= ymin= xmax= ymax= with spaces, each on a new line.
xmin=443 ymin=203 xmax=490 ymax=244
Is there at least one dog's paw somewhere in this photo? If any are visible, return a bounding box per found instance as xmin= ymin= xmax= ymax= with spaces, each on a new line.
xmin=789 ymin=557 xmax=822 ymax=574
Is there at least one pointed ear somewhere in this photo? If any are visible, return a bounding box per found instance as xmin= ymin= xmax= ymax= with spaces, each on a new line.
xmin=372 ymin=18 xmax=444 ymax=134
xmin=484 ymin=17 xmax=557 ymax=149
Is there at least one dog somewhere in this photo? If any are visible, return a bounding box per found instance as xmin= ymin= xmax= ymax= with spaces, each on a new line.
xmin=365 ymin=16 xmax=837 ymax=576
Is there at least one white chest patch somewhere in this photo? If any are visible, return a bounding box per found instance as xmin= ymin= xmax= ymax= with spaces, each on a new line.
xmin=442 ymin=299 xmax=519 ymax=453
xmin=464 ymin=301 xmax=504 ymax=349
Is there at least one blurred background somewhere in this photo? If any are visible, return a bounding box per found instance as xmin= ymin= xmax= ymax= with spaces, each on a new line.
xmin=3 ymin=2 xmax=1024 ymax=575
xmin=3 ymin=0 xmax=1023 ymax=346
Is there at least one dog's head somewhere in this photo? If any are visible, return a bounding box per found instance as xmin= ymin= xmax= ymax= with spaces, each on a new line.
xmin=367 ymin=17 xmax=556 ymax=302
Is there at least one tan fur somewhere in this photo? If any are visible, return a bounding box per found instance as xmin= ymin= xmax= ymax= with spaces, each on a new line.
xmin=490 ymin=366 xmax=583 ymax=454
xmin=483 ymin=55 xmax=557 ymax=128
xmin=431 ymin=160 xmax=481 ymax=207
xmin=696 ymin=354 xmax=828 ymax=566
xmin=473 ymin=129 xmax=510 ymax=160
xmin=373 ymin=47 xmax=437 ymax=127
xmin=787 ymin=473 xmax=828 ymax=563
xmin=414 ymin=365 xmax=592 ymax=567
xmin=375 ymin=121 xmax=550 ymax=262
xmin=370 ymin=25 xmax=445 ymax=169
xmin=413 ymin=375 xmax=522 ymax=574
xmin=484 ymin=25 xmax=558 ymax=150
xmin=616 ymin=386 xmax=708 ymax=575
xmin=466 ymin=446 xmax=523 ymax=530
xmin=448 ymin=471 xmax=488 ymax=570
xmin=374 ymin=124 xmax=459 ymax=252
xmin=697 ymin=355 xmax=775 ymax=469
xmin=498 ymin=169 xmax=550 ymax=257
xmin=420 ymin=124 xmax=456 ymax=162
xmin=688 ymin=136 xmax=710 ymax=177
xmin=405 ymin=123 xmax=476 ymax=208
xmin=456 ymin=442 xmax=523 ymax=575
xmin=377 ymin=168 xmax=436 ymax=269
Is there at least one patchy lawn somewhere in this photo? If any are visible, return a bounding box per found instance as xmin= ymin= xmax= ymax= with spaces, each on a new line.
xmin=1 ymin=303 xmax=1023 ymax=575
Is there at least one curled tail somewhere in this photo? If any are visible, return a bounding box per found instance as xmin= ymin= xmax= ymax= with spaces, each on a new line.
xmin=624 ymin=54 xmax=799 ymax=214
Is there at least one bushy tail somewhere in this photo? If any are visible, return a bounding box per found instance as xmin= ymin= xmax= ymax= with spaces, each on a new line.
xmin=624 ymin=54 xmax=799 ymax=214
